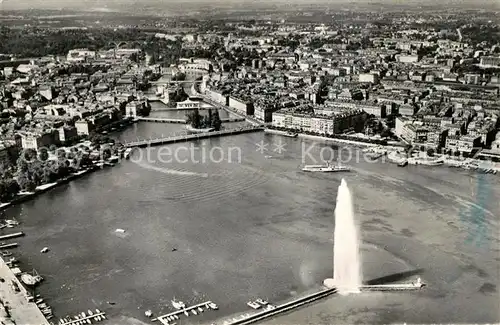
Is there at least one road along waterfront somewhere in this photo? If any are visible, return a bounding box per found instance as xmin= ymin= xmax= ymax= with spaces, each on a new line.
xmin=0 ymin=122 xmax=498 ymax=325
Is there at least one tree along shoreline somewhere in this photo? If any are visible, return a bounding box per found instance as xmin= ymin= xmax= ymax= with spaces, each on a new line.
xmin=0 ymin=166 xmax=97 ymax=211
xmin=186 ymin=108 xmax=222 ymax=131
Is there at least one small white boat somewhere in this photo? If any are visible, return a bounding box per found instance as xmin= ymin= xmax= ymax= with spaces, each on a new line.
xmin=255 ymin=298 xmax=268 ymax=305
xmin=198 ymin=307 xmax=203 ymax=312
xmin=95 ymin=310 xmax=105 ymax=319
xmin=191 ymin=309 xmax=197 ymax=315
xmin=184 ymin=311 xmax=189 ymax=317
xmin=207 ymin=302 xmax=218 ymax=310
xmin=302 ymin=162 xmax=350 ymax=172
xmin=124 ymin=148 xmax=133 ymax=159
xmin=40 ymin=247 xmax=49 ymax=253
xmin=247 ymin=301 xmax=261 ymax=309
xmin=171 ymin=299 xmax=185 ymax=310
xmin=145 ymin=310 xmax=152 ymax=317
xmin=173 ymin=314 xmax=179 ymax=320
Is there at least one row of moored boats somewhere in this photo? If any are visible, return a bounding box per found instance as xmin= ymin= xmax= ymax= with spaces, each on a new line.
xmin=58 ymin=309 xmax=106 ymax=325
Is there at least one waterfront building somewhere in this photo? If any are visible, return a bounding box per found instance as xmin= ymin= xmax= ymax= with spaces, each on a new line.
xmin=229 ymin=96 xmax=254 ymax=115
xmin=18 ymin=130 xmax=59 ymax=150
xmin=176 ymin=99 xmax=201 ymax=110
xmin=57 ymin=126 xmax=78 ymax=144
xmin=445 ymin=135 xmax=482 ymax=154
xmin=401 ymin=123 xmax=429 ymax=144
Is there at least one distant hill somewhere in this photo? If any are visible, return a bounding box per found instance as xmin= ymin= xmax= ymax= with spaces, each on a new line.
xmin=0 ymin=0 xmax=495 ymax=12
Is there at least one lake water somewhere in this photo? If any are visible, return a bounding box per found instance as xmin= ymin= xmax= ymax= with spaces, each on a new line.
xmin=2 ymin=118 xmax=499 ymax=324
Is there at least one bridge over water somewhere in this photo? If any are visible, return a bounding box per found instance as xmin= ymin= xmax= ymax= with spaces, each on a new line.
xmin=125 ymin=126 xmax=263 ymax=148
xmin=150 ymin=80 xmax=202 ymax=85
xmin=136 ymin=117 xmax=246 ymax=124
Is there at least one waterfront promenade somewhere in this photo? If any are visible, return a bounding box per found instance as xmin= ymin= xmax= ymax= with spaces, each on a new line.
xmin=0 ymin=257 xmax=49 ymax=325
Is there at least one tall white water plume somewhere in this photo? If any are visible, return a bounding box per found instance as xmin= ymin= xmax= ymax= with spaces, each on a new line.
xmin=327 ymin=178 xmax=362 ymax=294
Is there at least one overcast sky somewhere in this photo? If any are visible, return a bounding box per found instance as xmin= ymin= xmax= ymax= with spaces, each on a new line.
xmin=0 ymin=0 xmax=492 ymax=11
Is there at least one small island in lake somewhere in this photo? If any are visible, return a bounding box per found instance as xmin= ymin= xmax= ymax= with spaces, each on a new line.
xmin=185 ymin=108 xmax=222 ymax=133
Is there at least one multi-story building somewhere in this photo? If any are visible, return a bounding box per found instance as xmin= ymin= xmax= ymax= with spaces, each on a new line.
xmin=75 ymin=120 xmax=94 ymax=136
xmin=19 ymin=130 xmax=59 ymax=150
xmin=57 ymin=126 xmax=78 ymax=144
xmin=445 ymin=135 xmax=481 ymax=154
xmin=228 ymin=96 xmax=254 ymax=115
xmin=254 ymin=106 xmax=274 ymax=123
xmin=401 ymin=123 xmax=429 ymax=144
xmin=67 ymin=49 xmax=96 ymax=62
xmin=397 ymin=55 xmax=420 ymax=63
xmin=310 ymin=116 xmax=334 ymax=135
xmin=272 ymin=109 xmax=366 ymax=135
xmin=205 ymin=88 xmax=228 ymax=105
xmin=358 ymin=73 xmax=379 ymax=84
xmin=479 ymin=56 xmax=500 ymax=69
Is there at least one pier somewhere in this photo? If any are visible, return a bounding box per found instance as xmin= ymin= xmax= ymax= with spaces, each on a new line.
xmin=0 ymin=232 xmax=25 ymax=240
xmin=125 ymin=126 xmax=263 ymax=148
xmin=0 ymin=243 xmax=18 ymax=249
xmin=152 ymin=301 xmax=213 ymax=324
xmin=58 ymin=311 xmax=106 ymax=325
xmin=223 ymin=288 xmax=336 ymax=325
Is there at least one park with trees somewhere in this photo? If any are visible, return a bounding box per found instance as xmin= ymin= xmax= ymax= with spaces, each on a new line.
xmin=186 ymin=108 xmax=222 ymax=131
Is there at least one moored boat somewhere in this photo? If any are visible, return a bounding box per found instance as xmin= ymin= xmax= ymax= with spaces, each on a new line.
xmin=302 ymin=162 xmax=350 ymax=172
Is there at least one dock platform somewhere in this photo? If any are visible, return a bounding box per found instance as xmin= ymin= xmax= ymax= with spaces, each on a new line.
xmin=0 ymin=257 xmax=50 ymax=325
xmin=152 ymin=301 xmax=213 ymax=324
xmin=59 ymin=311 xmax=106 ymax=325
xmin=0 ymin=232 xmax=24 ymax=240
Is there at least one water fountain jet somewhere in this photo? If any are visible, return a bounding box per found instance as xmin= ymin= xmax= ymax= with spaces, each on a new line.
xmin=324 ymin=178 xmax=362 ymax=294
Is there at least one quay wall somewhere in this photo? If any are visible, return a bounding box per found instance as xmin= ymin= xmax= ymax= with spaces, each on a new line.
xmin=0 ymin=257 xmax=50 ymax=325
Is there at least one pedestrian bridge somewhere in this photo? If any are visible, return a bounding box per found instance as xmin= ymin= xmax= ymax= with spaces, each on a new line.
xmin=136 ymin=117 xmax=246 ymax=124
xmin=125 ymin=126 xmax=264 ymax=148
xmin=150 ymin=80 xmax=202 ymax=85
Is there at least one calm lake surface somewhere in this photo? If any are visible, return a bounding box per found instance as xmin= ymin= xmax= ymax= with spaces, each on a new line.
xmin=2 ymin=110 xmax=499 ymax=324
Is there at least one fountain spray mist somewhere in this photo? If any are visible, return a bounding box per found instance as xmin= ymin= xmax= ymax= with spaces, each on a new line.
xmin=333 ymin=178 xmax=362 ymax=294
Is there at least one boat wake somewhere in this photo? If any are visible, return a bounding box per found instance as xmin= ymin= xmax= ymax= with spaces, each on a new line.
xmin=133 ymin=161 xmax=218 ymax=178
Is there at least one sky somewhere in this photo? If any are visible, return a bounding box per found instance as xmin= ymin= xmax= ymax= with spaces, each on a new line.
xmin=0 ymin=0 xmax=493 ymax=11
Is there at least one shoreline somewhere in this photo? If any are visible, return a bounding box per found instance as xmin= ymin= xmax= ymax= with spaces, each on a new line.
xmin=266 ymin=129 xmax=500 ymax=173
xmin=0 ymin=164 xmax=118 ymax=212
xmin=0 ymin=257 xmax=50 ymax=325
xmin=265 ymin=129 xmax=402 ymax=149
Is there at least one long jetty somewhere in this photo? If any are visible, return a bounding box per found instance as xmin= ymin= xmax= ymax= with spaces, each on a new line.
xmin=58 ymin=311 xmax=106 ymax=325
xmin=152 ymin=300 xmax=213 ymax=324
xmin=224 ymin=288 xmax=337 ymax=325
xmin=125 ymin=126 xmax=263 ymax=148
xmin=0 ymin=232 xmax=24 ymax=240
